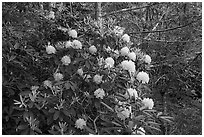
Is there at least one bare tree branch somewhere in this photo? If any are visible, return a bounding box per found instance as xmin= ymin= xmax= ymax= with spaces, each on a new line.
xmin=101 ymin=3 xmax=160 ymax=17
xmin=130 ymin=16 xmax=201 ymax=35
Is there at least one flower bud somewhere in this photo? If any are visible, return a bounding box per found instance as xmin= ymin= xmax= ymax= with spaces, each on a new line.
xmin=120 ymin=46 xmax=129 ymax=56
xmin=68 ymin=29 xmax=77 ymax=38
xmin=89 ymin=45 xmax=97 ymax=54
xmin=46 ymin=45 xmax=56 ymax=54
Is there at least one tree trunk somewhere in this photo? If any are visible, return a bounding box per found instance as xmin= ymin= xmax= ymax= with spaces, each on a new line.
xmin=95 ymin=2 xmax=102 ymax=33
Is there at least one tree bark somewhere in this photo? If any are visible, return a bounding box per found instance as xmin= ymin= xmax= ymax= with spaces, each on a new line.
xmin=95 ymin=2 xmax=102 ymax=33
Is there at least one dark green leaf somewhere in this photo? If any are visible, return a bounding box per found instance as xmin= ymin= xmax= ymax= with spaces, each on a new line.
xmin=53 ymin=111 xmax=60 ymax=120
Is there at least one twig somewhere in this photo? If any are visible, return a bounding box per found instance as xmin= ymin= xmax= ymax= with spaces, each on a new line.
xmin=130 ymin=16 xmax=201 ymax=34
xmin=131 ymin=35 xmax=201 ymax=43
xmin=102 ymin=3 xmax=160 ymax=17
xmin=93 ymin=115 xmax=100 ymax=134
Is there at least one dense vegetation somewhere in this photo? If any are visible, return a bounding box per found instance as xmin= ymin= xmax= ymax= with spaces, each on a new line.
xmin=2 ymin=2 xmax=202 ymax=135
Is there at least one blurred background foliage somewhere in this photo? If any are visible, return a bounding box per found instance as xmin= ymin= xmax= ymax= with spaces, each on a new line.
xmin=2 ymin=2 xmax=202 ymax=135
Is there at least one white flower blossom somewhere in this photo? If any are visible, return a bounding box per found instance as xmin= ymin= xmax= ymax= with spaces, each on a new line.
xmin=61 ymin=55 xmax=71 ymax=65
xmin=128 ymin=52 xmax=136 ymax=61
xmin=77 ymin=68 xmax=83 ymax=76
xmin=31 ymin=86 xmax=39 ymax=92
xmin=121 ymin=60 xmax=136 ymax=73
xmin=93 ymin=74 xmax=103 ymax=84
xmin=113 ymin=26 xmax=125 ymax=36
xmin=54 ymin=73 xmax=63 ymax=81
xmin=128 ymin=60 xmax=136 ymax=73
xmin=136 ymin=71 xmax=149 ymax=84
xmin=136 ymin=127 xmax=146 ymax=135
xmin=46 ymin=45 xmax=56 ymax=54
xmin=43 ymin=80 xmax=52 ymax=89
xmin=105 ymin=57 xmax=115 ymax=68
xmin=140 ymin=98 xmax=154 ymax=110
xmin=75 ymin=118 xmax=86 ymax=130
xmin=48 ymin=11 xmax=55 ymax=19
xmin=121 ymin=34 xmax=130 ymax=43
xmin=94 ymin=88 xmax=105 ymax=99
xmin=68 ymin=29 xmax=77 ymax=38
xmin=125 ymin=88 xmax=138 ymax=99
xmin=65 ymin=41 xmax=72 ymax=48
xmin=115 ymin=106 xmax=132 ymax=120
xmin=72 ymin=40 xmax=82 ymax=49
xmin=120 ymin=46 xmax=130 ymax=56
xmin=89 ymin=45 xmax=97 ymax=54
xmin=144 ymin=55 xmax=151 ymax=64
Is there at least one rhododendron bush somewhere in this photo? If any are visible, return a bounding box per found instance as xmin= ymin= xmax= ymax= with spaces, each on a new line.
xmin=2 ymin=3 xmax=174 ymax=135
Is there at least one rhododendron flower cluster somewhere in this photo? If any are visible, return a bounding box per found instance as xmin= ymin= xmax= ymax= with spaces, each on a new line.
xmin=105 ymin=57 xmax=115 ymax=68
xmin=61 ymin=55 xmax=71 ymax=65
xmin=144 ymin=54 xmax=152 ymax=64
xmin=121 ymin=34 xmax=130 ymax=43
xmin=72 ymin=40 xmax=82 ymax=49
xmin=136 ymin=71 xmax=150 ymax=84
xmin=94 ymin=88 xmax=105 ymax=99
xmin=46 ymin=45 xmax=56 ymax=54
xmin=128 ymin=52 xmax=136 ymax=61
xmin=75 ymin=118 xmax=86 ymax=130
xmin=65 ymin=41 xmax=72 ymax=48
xmin=68 ymin=29 xmax=77 ymax=38
xmin=125 ymin=88 xmax=138 ymax=99
xmin=43 ymin=80 xmax=52 ymax=89
xmin=48 ymin=11 xmax=55 ymax=19
xmin=54 ymin=73 xmax=63 ymax=81
xmin=121 ymin=60 xmax=136 ymax=73
xmin=120 ymin=46 xmax=130 ymax=56
xmin=113 ymin=26 xmax=125 ymax=36
xmin=140 ymin=98 xmax=154 ymax=110
xmin=89 ymin=45 xmax=97 ymax=54
xmin=115 ymin=106 xmax=132 ymax=120
xmin=93 ymin=74 xmax=103 ymax=84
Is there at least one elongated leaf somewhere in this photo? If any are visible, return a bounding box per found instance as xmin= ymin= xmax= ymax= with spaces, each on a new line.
xmin=53 ymin=111 xmax=60 ymax=120
xmin=101 ymin=101 xmax=114 ymax=112
xmin=111 ymin=121 xmax=122 ymax=127
xmin=85 ymin=126 xmax=95 ymax=134
xmin=17 ymin=124 xmax=28 ymax=130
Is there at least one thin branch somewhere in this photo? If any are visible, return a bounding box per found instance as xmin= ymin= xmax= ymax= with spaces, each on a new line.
xmin=130 ymin=16 xmax=201 ymax=35
xmin=131 ymin=35 xmax=201 ymax=43
xmin=144 ymin=6 xmax=170 ymax=40
xmin=102 ymin=3 xmax=160 ymax=17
